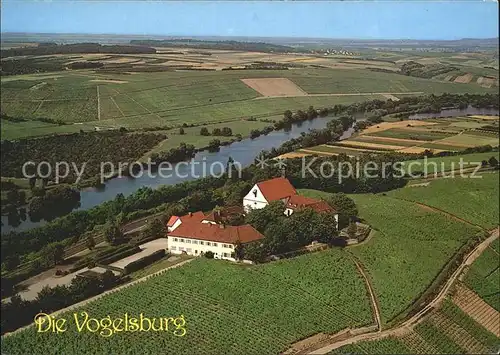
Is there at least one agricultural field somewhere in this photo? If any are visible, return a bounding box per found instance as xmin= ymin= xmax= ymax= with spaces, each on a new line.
xmin=1 ymin=55 xmax=497 ymax=141
xmin=300 ymin=186 xmax=487 ymax=324
xmin=292 ymin=115 xmax=498 ymax=158
xmin=399 ymin=151 xmax=500 ymax=175
xmin=331 ymin=296 xmax=499 ymax=354
xmin=388 ymin=171 xmax=500 ymax=229
xmin=464 ymin=238 xmax=500 ymax=310
xmin=1 ymin=248 xmax=374 ymax=355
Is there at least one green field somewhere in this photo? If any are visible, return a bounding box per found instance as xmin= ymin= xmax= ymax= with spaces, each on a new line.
xmin=349 ymin=136 xmax=419 ymax=147
xmin=301 ymin=144 xmax=383 ymax=157
xmin=388 ymin=171 xmax=500 ymax=229
xmin=365 ymin=129 xmax=453 ymax=141
xmin=300 ymin=187 xmax=484 ymax=324
xmin=1 ymin=248 xmax=373 ymax=355
xmin=400 ymin=152 xmax=500 ymax=175
xmin=437 ymin=133 xmax=499 ymax=147
xmin=464 ymin=238 xmax=500 ymax=310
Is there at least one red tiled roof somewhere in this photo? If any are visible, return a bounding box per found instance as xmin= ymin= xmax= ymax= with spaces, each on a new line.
xmin=168 ymin=222 xmax=264 ymax=244
xmin=167 ymin=216 xmax=179 ymax=227
xmin=179 ymin=211 xmax=206 ymax=224
xmin=286 ymin=195 xmax=336 ymax=213
xmin=203 ymin=206 xmax=245 ymax=223
xmin=256 ymin=177 xmax=297 ymax=202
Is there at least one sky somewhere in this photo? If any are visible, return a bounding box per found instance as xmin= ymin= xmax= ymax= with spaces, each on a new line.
xmin=1 ymin=1 xmax=498 ymax=40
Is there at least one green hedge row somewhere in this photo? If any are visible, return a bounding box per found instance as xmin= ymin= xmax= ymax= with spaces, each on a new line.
xmin=97 ymin=246 xmax=141 ymax=266
xmin=124 ymin=249 xmax=166 ymax=274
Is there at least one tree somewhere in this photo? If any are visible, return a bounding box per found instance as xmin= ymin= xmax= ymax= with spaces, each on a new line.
xmin=347 ymin=221 xmax=357 ymax=239
xmin=104 ymin=222 xmax=124 ymax=245
xmin=221 ymin=127 xmax=232 ymax=136
xmin=41 ymin=243 xmax=65 ymax=266
xmin=147 ymin=218 xmax=165 ymax=239
xmin=326 ymin=193 xmax=358 ymax=229
xmin=208 ymin=139 xmax=221 ymax=152
xmin=179 ymin=127 xmax=185 ymax=135
xmin=488 ymin=156 xmax=498 ymax=168
xmin=233 ymin=241 xmax=244 ymax=260
xmin=243 ymin=242 xmax=266 ymax=263
xmin=283 ymin=110 xmax=293 ymax=123
xmin=3 ymin=255 xmax=20 ymax=271
xmin=212 ymin=128 xmax=222 ymax=136
xmin=200 ymin=127 xmax=210 ymax=136
xmin=86 ymin=235 xmax=96 ymax=250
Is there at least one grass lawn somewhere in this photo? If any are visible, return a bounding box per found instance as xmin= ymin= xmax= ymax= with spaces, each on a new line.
xmin=299 ymin=188 xmax=483 ymax=324
xmin=2 ymin=248 xmax=373 ymax=355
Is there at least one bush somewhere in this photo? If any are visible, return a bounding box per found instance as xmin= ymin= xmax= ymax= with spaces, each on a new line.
xmin=124 ymin=249 xmax=166 ymax=273
xmin=204 ymin=251 xmax=215 ymax=259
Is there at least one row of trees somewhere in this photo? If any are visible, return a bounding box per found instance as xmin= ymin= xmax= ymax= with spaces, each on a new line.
xmin=198 ymin=126 xmax=233 ymax=137
xmin=1 ymin=271 xmax=121 ymax=335
xmin=28 ymin=185 xmax=81 ymax=222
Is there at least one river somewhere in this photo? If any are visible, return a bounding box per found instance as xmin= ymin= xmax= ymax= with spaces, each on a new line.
xmin=1 ymin=115 xmax=346 ymax=233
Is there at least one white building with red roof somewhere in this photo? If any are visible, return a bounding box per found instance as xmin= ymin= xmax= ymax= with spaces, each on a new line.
xmin=243 ymin=177 xmax=338 ymax=227
xmin=166 ymin=211 xmax=264 ymax=261
xmin=243 ymin=177 xmax=297 ymax=212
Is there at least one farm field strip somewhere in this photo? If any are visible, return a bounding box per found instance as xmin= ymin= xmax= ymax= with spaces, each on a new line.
xmin=452 ymin=285 xmax=500 ymax=337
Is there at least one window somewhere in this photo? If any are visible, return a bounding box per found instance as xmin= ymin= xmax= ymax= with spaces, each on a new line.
xmin=173 ymin=238 xmax=178 ymax=242
xmin=213 ymin=243 xmax=218 ymax=247
xmin=171 ymin=246 xmax=177 ymax=251
xmin=186 ymin=248 xmax=192 ymax=253
xmin=223 ymin=252 xmax=228 ymax=258
xmin=193 ymin=240 xmax=198 ymax=245
xmin=225 ymin=244 xmax=232 ymax=249
xmin=186 ymin=239 xmax=191 ymax=244
xmin=195 ymin=250 xmax=198 ymax=254
xmin=180 ymin=239 xmax=185 ymax=243
xmin=179 ymin=247 xmax=185 ymax=251
xmin=200 ymin=241 xmax=204 ymax=245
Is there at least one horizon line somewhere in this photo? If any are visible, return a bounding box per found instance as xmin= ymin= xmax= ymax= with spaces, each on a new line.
xmin=1 ymin=31 xmax=499 ymax=42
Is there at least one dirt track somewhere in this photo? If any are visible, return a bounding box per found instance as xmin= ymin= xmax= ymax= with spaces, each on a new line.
xmin=253 ymin=91 xmax=424 ymax=100
xmin=308 ymin=228 xmax=499 ymax=354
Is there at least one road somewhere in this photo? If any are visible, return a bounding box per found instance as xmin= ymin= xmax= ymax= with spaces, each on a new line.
xmin=308 ymin=228 xmax=499 ymax=354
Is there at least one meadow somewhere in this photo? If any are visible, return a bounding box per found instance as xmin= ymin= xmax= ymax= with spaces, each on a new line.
xmin=1 ymin=248 xmax=374 ymax=355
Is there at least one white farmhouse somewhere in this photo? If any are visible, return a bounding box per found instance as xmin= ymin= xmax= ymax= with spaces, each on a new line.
xmin=243 ymin=177 xmax=339 ymax=228
xmin=243 ymin=177 xmax=297 ymax=212
xmin=166 ymin=211 xmax=264 ymax=261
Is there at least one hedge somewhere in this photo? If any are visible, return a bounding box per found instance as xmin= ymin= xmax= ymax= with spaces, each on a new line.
xmin=97 ymin=246 xmax=141 ymax=265
xmin=124 ymin=249 xmax=166 ymax=274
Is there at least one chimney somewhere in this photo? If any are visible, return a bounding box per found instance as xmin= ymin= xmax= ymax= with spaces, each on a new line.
xmin=219 ymin=224 xmax=225 ymax=229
